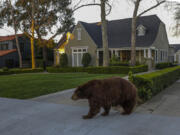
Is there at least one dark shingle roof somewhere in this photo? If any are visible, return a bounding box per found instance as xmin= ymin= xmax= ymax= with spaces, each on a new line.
xmin=170 ymin=44 xmax=180 ymax=53
xmin=80 ymin=15 xmax=162 ymax=48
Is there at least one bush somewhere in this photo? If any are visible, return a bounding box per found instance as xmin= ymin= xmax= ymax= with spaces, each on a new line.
xmin=2 ymin=67 xmax=9 ymax=72
xmin=155 ymin=62 xmax=174 ymax=69
xmin=47 ymin=66 xmax=88 ymax=73
xmin=47 ymin=65 xmax=148 ymax=74
xmin=5 ymin=59 xmax=14 ymax=68
xmin=0 ymin=68 xmax=43 ymax=75
xmin=60 ymin=53 xmax=68 ymax=67
xmin=110 ymin=55 xmax=129 ymax=66
xmin=82 ymin=53 xmax=91 ymax=67
xmin=110 ymin=61 xmax=129 ymax=66
xmin=131 ymin=66 xmax=180 ymax=102
xmin=36 ymin=59 xmax=43 ymax=68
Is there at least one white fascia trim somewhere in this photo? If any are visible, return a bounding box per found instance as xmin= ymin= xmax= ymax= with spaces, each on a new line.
xmin=71 ymin=46 xmax=88 ymax=49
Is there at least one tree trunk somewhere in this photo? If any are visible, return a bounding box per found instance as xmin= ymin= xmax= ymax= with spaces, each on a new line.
xmin=31 ymin=0 xmax=36 ymax=69
xmin=101 ymin=0 xmax=109 ymax=67
xmin=131 ymin=0 xmax=140 ymax=66
xmin=14 ymin=29 xmax=23 ymax=68
xmin=7 ymin=0 xmax=23 ymax=68
xmin=42 ymin=45 xmax=47 ymax=71
xmin=131 ymin=17 xmax=137 ymax=66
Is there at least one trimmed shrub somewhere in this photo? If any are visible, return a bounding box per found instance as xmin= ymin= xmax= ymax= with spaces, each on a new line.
xmin=2 ymin=67 xmax=9 ymax=72
xmin=82 ymin=53 xmax=91 ymax=67
xmin=110 ymin=55 xmax=129 ymax=66
xmin=47 ymin=67 xmax=88 ymax=73
xmin=5 ymin=59 xmax=14 ymax=68
xmin=36 ymin=59 xmax=44 ymax=68
xmin=110 ymin=61 xmax=129 ymax=66
xmin=0 ymin=68 xmax=43 ymax=75
xmin=155 ymin=62 xmax=174 ymax=69
xmin=47 ymin=65 xmax=148 ymax=74
xmin=60 ymin=53 xmax=68 ymax=67
xmin=131 ymin=66 xmax=180 ymax=102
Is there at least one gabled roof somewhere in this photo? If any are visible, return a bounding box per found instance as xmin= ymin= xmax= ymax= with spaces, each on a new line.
xmin=0 ymin=49 xmax=17 ymax=57
xmin=170 ymin=44 xmax=180 ymax=53
xmin=55 ymin=26 xmax=75 ymax=49
xmin=0 ymin=34 xmax=24 ymax=42
xmin=80 ymin=15 xmax=162 ymax=48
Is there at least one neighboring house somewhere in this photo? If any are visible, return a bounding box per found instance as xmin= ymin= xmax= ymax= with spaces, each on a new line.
xmin=55 ymin=15 xmax=170 ymax=67
xmin=170 ymin=44 xmax=180 ymax=64
xmin=0 ymin=34 xmax=31 ymax=68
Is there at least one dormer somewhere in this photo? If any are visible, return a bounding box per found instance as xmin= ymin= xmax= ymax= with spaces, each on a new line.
xmin=137 ymin=24 xmax=146 ymax=36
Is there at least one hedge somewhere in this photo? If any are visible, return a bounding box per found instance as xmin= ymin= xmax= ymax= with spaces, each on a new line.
xmin=0 ymin=68 xmax=43 ymax=75
xmin=0 ymin=65 xmax=148 ymax=75
xmin=131 ymin=66 xmax=180 ymax=102
xmin=47 ymin=65 xmax=148 ymax=74
xmin=155 ymin=62 xmax=174 ymax=69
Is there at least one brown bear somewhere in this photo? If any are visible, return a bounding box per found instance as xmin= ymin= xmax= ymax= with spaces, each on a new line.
xmin=71 ymin=77 xmax=137 ymax=119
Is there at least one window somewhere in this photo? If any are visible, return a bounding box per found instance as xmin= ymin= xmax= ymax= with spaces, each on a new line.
xmin=77 ymin=28 xmax=81 ymax=40
xmin=0 ymin=44 xmax=8 ymax=50
xmin=72 ymin=47 xmax=88 ymax=67
xmin=156 ymin=50 xmax=158 ymax=62
xmin=20 ymin=43 xmax=24 ymax=52
xmin=137 ymin=25 xmax=146 ymax=36
xmin=160 ymin=51 xmax=163 ymax=62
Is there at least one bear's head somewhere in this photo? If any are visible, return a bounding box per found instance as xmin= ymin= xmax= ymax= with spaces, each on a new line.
xmin=71 ymin=80 xmax=96 ymax=101
xmin=71 ymin=86 xmax=88 ymax=101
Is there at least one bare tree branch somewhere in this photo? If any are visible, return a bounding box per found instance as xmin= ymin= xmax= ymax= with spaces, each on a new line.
xmin=138 ymin=0 xmax=166 ymax=17
xmin=73 ymin=3 xmax=100 ymax=12
xmin=105 ymin=2 xmax=112 ymax=16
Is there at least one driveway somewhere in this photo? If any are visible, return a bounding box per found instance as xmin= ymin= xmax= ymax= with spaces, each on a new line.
xmin=0 ymin=80 xmax=180 ymax=135
xmin=1 ymin=98 xmax=180 ymax=135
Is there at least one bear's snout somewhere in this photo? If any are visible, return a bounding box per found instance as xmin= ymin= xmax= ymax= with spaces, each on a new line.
xmin=71 ymin=93 xmax=79 ymax=101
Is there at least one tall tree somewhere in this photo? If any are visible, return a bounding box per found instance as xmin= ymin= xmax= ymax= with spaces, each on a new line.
xmin=171 ymin=2 xmax=180 ymax=36
xmin=0 ymin=0 xmax=23 ymax=68
xmin=101 ymin=0 xmax=110 ymax=66
xmin=73 ymin=0 xmax=111 ymax=67
xmin=130 ymin=0 xmax=165 ymax=66
xmin=15 ymin=0 xmax=74 ymax=69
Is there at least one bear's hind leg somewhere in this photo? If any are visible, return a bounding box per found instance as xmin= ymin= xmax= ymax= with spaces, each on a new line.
xmin=101 ymin=106 xmax=111 ymax=116
xmin=122 ymin=101 xmax=135 ymax=115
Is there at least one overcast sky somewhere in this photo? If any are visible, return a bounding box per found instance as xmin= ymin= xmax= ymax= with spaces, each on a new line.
xmin=0 ymin=0 xmax=180 ymax=44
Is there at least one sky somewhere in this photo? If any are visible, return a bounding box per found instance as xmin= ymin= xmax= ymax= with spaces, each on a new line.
xmin=0 ymin=0 xmax=180 ymax=44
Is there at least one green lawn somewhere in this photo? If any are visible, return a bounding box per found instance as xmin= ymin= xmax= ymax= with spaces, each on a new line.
xmin=0 ymin=73 xmax=125 ymax=99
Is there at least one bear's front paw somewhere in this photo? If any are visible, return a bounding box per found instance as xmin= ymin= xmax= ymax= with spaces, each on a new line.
xmin=101 ymin=112 xmax=109 ymax=116
xmin=82 ymin=115 xmax=93 ymax=119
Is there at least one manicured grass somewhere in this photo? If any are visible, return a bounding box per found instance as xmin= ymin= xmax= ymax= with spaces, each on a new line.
xmin=0 ymin=73 xmax=125 ymax=99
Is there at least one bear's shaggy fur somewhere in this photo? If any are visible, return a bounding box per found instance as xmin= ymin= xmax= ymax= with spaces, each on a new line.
xmin=71 ymin=77 xmax=137 ymax=119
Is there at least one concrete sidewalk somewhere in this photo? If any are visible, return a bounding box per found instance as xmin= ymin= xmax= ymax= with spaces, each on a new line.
xmin=136 ymin=80 xmax=180 ymax=117
xmin=0 ymin=97 xmax=180 ymax=135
